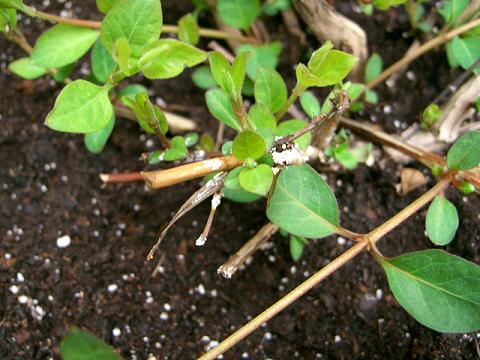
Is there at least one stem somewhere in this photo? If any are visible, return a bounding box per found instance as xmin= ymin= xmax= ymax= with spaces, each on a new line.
xmin=198 ymin=179 xmax=450 ymax=360
xmin=367 ymin=17 xmax=480 ymax=90
xmin=29 ymin=8 xmax=255 ymax=43
xmin=99 ymin=172 xmax=144 ymax=183
xmin=275 ymin=83 xmax=304 ymax=121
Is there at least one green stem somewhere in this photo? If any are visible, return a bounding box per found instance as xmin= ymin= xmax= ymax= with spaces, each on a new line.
xmin=275 ymin=83 xmax=304 ymax=121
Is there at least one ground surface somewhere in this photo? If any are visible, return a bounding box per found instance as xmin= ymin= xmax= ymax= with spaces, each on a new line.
xmin=1 ymin=1 xmax=480 ymax=359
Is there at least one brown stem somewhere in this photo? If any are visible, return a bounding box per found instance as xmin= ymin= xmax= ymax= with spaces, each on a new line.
xmin=198 ymin=179 xmax=450 ymax=360
xmin=218 ymin=223 xmax=279 ymax=279
xmin=31 ymin=8 xmax=255 ymax=43
xmin=367 ymin=17 xmax=480 ymax=90
xmin=100 ymin=172 xmax=144 ymax=183
xmin=141 ymin=156 xmax=242 ymax=189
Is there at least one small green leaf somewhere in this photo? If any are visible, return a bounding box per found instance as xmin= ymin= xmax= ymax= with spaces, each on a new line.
xmin=382 ymin=249 xmax=480 ymax=333
xmin=205 ymin=88 xmax=242 ymax=131
xmin=247 ymin=102 xmax=276 ymax=131
xmin=438 ymin=0 xmax=468 ymax=23
xmin=46 ymin=80 xmax=113 ymax=133
xmin=296 ymin=42 xmax=357 ymax=89
xmin=84 ymin=114 xmax=115 ymax=154
xmin=178 ymin=13 xmax=199 ymax=45
xmin=344 ymin=82 xmax=365 ymax=101
xmin=0 ymin=0 xmax=26 ymax=12
xmin=118 ymin=84 xmax=147 ymax=98
xmin=0 ymin=8 xmax=17 ymax=32
xmin=232 ymin=130 xmax=265 ymax=161
xmin=447 ymin=131 xmax=480 ymax=170
xmin=263 ymin=0 xmax=291 ymax=15
xmin=231 ymin=52 xmax=249 ymax=96
xmin=32 ymin=24 xmax=99 ymax=68
xmin=364 ymin=89 xmax=378 ymax=104
xmin=333 ymin=145 xmax=358 ymax=169
xmin=237 ymin=42 xmax=282 ymax=80
xmin=217 ymin=0 xmax=261 ymax=30
xmin=96 ymin=0 xmax=117 ymax=13
xmin=221 ymin=141 xmax=233 ymax=155
xmin=289 ymin=235 xmax=305 ymax=261
xmin=223 ymin=167 xmax=262 ymax=203
xmin=365 ymin=53 xmax=383 ymax=82
xmin=446 ymin=39 xmax=460 ymax=68
xmin=163 ymin=136 xmax=188 ymax=161
xmin=267 ymin=164 xmax=339 ymax=238
xmin=60 ymin=327 xmax=122 ymax=360
xmin=8 ymin=57 xmax=47 ymax=79
xmin=198 ymin=133 xmax=215 ymax=152
xmin=184 ymin=132 xmax=199 ymax=147
xmin=276 ymin=119 xmax=311 ymax=150
xmin=239 ymin=164 xmax=273 ymax=196
xmin=191 ymin=66 xmax=217 ymax=89
xmin=299 ymin=91 xmax=320 ymax=118
xmin=208 ymin=51 xmax=236 ymax=96
xmin=421 ymin=103 xmax=442 ymax=129
xmin=101 ymin=0 xmax=162 ymax=58
xmin=450 ymin=36 xmax=480 ymax=70
xmin=112 ymin=37 xmax=131 ymax=74
xmin=91 ymin=40 xmax=116 ymax=83
xmin=254 ymin=67 xmax=287 ymax=113
xmin=139 ymin=39 xmax=207 ymax=79
xmin=425 ymin=195 xmax=459 ymax=246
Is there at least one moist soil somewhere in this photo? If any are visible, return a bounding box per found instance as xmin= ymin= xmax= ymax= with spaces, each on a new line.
xmin=1 ymin=1 xmax=479 ymax=359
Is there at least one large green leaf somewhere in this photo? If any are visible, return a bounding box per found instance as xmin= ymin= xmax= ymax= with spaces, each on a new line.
xmin=247 ymin=102 xmax=276 ymax=131
xmin=217 ymin=0 xmax=261 ymax=30
xmin=8 ymin=57 xmax=47 ymax=79
xmin=254 ymin=67 xmax=287 ymax=113
xmin=60 ymin=328 xmax=122 ymax=360
xmin=382 ymin=250 xmax=480 ymax=333
xmin=45 ymin=80 xmax=113 ymax=133
xmin=425 ymin=195 xmax=459 ymax=246
xmin=139 ymin=39 xmax=206 ymax=79
xmin=84 ymin=114 xmax=115 ymax=154
xmin=450 ymin=36 xmax=480 ymax=70
xmin=267 ymin=164 xmax=339 ymax=238
xmin=91 ymin=40 xmax=116 ymax=83
xmin=205 ymin=88 xmax=242 ymax=131
xmin=32 ymin=24 xmax=99 ymax=68
xmin=447 ymin=131 xmax=480 ymax=170
xmin=101 ymin=0 xmax=162 ymax=58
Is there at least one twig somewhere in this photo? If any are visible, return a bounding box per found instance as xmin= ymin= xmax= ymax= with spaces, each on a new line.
xmin=141 ymin=156 xmax=242 ymax=189
xmin=28 ymin=7 xmax=255 ymax=43
xmin=214 ymin=123 xmax=225 ymax=152
xmin=218 ymin=223 xmax=279 ymax=279
xmin=207 ymin=41 xmax=235 ymax=62
xmin=198 ymin=179 xmax=450 ymax=360
xmin=367 ymin=17 xmax=480 ymax=89
xmin=99 ymin=172 xmax=144 ymax=183
xmin=196 ymin=192 xmax=223 ymax=246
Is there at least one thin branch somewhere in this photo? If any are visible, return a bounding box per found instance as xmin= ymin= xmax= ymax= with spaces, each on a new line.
xmin=218 ymin=223 xmax=279 ymax=279
xmin=198 ymin=179 xmax=450 ymax=360
xmin=30 ymin=8 xmax=255 ymax=43
xmin=367 ymin=17 xmax=480 ymax=90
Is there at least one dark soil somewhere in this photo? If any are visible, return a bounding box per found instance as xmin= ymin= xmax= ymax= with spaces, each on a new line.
xmin=1 ymin=1 xmax=479 ymax=359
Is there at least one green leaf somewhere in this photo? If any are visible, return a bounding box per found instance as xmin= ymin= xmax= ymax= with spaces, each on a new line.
xmin=191 ymin=66 xmax=217 ymax=89
xmin=198 ymin=133 xmax=215 ymax=152
xmin=344 ymin=82 xmax=365 ymax=101
xmin=184 ymin=132 xmax=199 ymax=147
xmin=239 ymin=164 xmax=273 ymax=196
xmin=333 ymin=145 xmax=358 ymax=169
xmin=299 ymin=91 xmax=320 ymax=118
xmin=447 ymin=131 xmax=480 ymax=170
xmin=217 ymin=0 xmax=261 ymax=30
xmin=32 ymin=24 xmax=99 ymax=68
xmin=53 ymin=63 xmax=75 ymax=82
xmin=118 ymin=84 xmax=147 ymax=98
xmin=122 ymin=93 xmax=167 ymax=134
xmin=223 ymin=167 xmax=262 ymax=203
xmin=178 ymin=13 xmax=199 ymax=45
xmin=267 ymin=164 xmax=339 ymax=238
xmin=91 ymin=40 xmax=116 ymax=83
xmin=365 ymin=53 xmax=383 ymax=82
xmin=205 ymin=88 xmax=242 ymax=131
xmin=438 ymin=0 xmax=468 ymax=23
xmin=289 ymin=235 xmax=305 ymax=261
xmin=276 ymin=119 xmax=311 ymax=150
xmin=237 ymin=42 xmax=282 ymax=80
xmin=364 ymin=89 xmax=378 ymax=104
xmin=450 ymin=36 xmax=480 ymax=70
xmin=46 ymin=80 xmax=113 ymax=133
xmin=296 ymin=42 xmax=357 ymax=89
xmin=425 ymin=195 xmax=459 ymax=246
xmin=247 ymin=102 xmax=276 ymax=131
xmin=164 ymin=136 xmax=188 ymax=161
xmin=231 ymin=52 xmax=249 ymax=96
xmin=101 ymin=0 xmax=162 ymax=58
xmin=0 ymin=8 xmax=17 ymax=32
xmin=446 ymin=39 xmax=460 ymax=68
xmin=139 ymin=39 xmax=207 ymax=79
xmin=112 ymin=37 xmax=131 ymax=74
xmin=208 ymin=51 xmax=236 ymax=96
xmin=254 ymin=67 xmax=287 ymax=113
xmin=84 ymin=114 xmax=115 ymax=154
xmin=60 ymin=328 xmax=122 ymax=360
xmin=263 ymin=0 xmax=291 ymax=15
xmin=382 ymin=249 xmax=480 ymax=333
xmin=8 ymin=57 xmax=47 ymax=79
xmin=421 ymin=103 xmax=442 ymax=129
xmin=0 ymin=0 xmax=26 ymax=11
xmin=232 ymin=130 xmax=265 ymax=161
xmin=96 ymin=0 xmax=117 ymax=13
